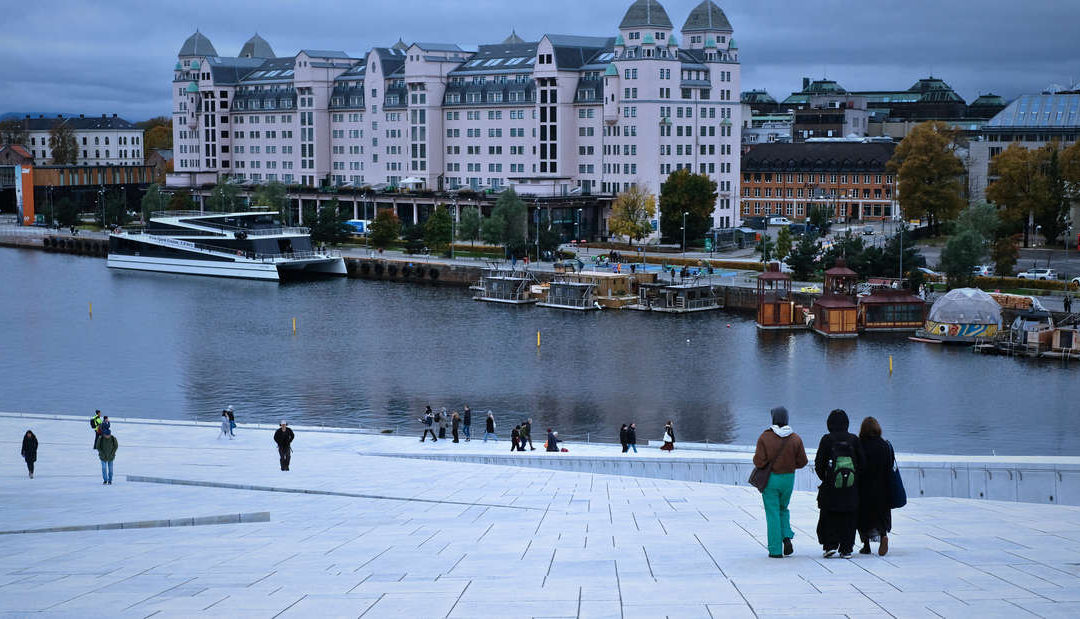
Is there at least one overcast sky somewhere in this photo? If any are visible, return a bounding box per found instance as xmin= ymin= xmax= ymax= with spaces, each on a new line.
xmin=2 ymin=0 xmax=1079 ymax=121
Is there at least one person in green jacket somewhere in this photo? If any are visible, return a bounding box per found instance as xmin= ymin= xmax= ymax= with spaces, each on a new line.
xmin=95 ymin=427 xmax=118 ymax=485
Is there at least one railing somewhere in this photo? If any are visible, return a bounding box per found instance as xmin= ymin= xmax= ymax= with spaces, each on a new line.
xmin=545 ymin=295 xmax=592 ymax=308
xmin=124 ymin=233 xmax=338 ymax=262
xmin=680 ymin=297 xmax=721 ymax=310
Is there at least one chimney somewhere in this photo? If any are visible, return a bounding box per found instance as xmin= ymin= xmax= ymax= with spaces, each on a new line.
xmin=802 ymin=77 xmax=810 ymax=90
xmin=80 ymin=114 xmax=85 ymax=118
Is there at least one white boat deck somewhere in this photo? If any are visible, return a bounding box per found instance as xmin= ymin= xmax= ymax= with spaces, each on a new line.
xmin=3 ymin=414 xmax=1080 ymax=618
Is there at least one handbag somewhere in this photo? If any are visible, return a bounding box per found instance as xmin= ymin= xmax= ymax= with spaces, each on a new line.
xmin=663 ymin=432 xmax=672 ymax=443
xmin=887 ymin=441 xmax=907 ymax=509
xmin=748 ymin=435 xmax=790 ymax=492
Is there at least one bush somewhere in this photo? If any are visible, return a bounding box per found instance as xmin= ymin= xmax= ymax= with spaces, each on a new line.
xmin=973 ymin=275 xmax=1069 ymax=292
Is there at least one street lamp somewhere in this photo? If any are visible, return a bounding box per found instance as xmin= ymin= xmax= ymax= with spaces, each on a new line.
xmin=451 ymin=198 xmax=458 ymax=260
xmin=682 ymin=211 xmax=688 ymax=258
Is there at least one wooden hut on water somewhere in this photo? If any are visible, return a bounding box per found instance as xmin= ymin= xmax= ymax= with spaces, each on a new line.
xmin=857 ymin=288 xmax=926 ymax=332
xmin=812 ymin=260 xmax=859 ymax=338
xmin=756 ymin=264 xmax=808 ymax=329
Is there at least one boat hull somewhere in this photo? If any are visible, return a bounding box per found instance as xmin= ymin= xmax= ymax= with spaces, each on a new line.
xmin=107 ymin=254 xmax=281 ymax=280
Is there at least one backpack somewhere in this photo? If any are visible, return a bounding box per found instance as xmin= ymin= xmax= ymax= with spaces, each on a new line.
xmin=829 ymin=440 xmax=857 ymax=489
xmin=423 ymin=415 xmax=433 ymax=426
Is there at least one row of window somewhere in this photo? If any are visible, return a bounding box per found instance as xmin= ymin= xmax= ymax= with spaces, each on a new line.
xmin=744 ymin=173 xmax=893 ymax=184
xmin=745 ymin=187 xmax=891 ymax=199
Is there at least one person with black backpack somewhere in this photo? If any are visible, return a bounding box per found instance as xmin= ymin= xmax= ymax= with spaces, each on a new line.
xmin=814 ymin=409 xmax=864 ymax=558
xmin=419 ymin=408 xmax=437 ymax=442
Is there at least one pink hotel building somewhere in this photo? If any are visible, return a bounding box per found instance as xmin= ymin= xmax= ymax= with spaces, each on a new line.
xmin=169 ymin=0 xmax=743 ymax=231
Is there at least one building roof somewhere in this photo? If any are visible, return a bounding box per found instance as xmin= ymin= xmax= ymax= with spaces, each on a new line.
xmin=502 ymin=31 xmax=526 ymax=45
xmin=300 ymin=49 xmax=350 ymax=59
xmin=619 ymin=0 xmax=673 ymax=29
xmin=985 ymin=94 xmax=1080 ymax=129
xmin=742 ymin=90 xmax=776 ymax=104
xmin=681 ymin=0 xmax=732 ymax=32
xmin=239 ymin=34 xmax=275 ymax=59
xmin=17 ymin=114 xmax=138 ymax=131
xmin=179 ymin=31 xmax=217 ymax=57
xmin=0 ymin=144 xmax=33 ymax=161
xmin=392 ymin=38 xmax=408 ymax=51
xmin=742 ymin=141 xmax=897 ymax=172
xmin=152 ymin=148 xmax=174 ymax=161
xmin=414 ymin=42 xmax=465 ymax=52
xmin=970 ymin=94 xmax=1006 ymax=107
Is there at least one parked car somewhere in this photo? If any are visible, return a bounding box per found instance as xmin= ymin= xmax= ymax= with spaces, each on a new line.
xmin=1017 ymin=268 xmax=1057 ymax=280
xmin=862 ymin=225 xmax=875 ymax=235
xmin=767 ymin=216 xmax=793 ymax=226
xmin=972 ymin=265 xmax=995 ymax=277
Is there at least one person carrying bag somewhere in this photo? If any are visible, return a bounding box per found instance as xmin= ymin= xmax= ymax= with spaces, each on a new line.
xmin=751 ymin=406 xmax=808 ymax=558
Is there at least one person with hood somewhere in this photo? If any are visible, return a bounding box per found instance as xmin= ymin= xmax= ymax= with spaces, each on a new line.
xmin=619 ymin=424 xmax=629 ymax=453
xmin=420 ymin=409 xmax=437 ymax=442
xmin=521 ymin=419 xmax=534 ymax=450
xmin=437 ymin=408 xmax=448 ymax=439
xmin=815 ymin=409 xmax=864 ymax=558
xmin=752 ymin=407 xmax=809 ymax=558
xmin=451 ymin=411 xmax=461 ymax=443
xmin=483 ymin=411 xmax=497 ymax=442
xmin=95 ymin=426 xmax=118 ymax=484
xmin=511 ymin=425 xmax=521 ymax=452
xmin=857 ymin=417 xmax=893 ymax=556
xmin=21 ymin=430 xmax=38 ymax=478
xmin=225 ymin=406 xmax=236 ymax=438
xmin=462 ymin=405 xmax=472 ymax=441
xmin=546 ymin=428 xmax=560 ymax=452
xmin=274 ymin=421 xmax=295 ymax=471
xmin=660 ymin=421 xmax=675 ymax=451
xmin=627 ymin=423 xmax=638 ymax=453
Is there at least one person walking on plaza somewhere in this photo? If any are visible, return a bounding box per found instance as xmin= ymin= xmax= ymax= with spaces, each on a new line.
xmin=462 ymin=405 xmax=472 ymax=441
xmin=511 ymin=425 xmax=521 ymax=452
xmin=483 ymin=411 xmax=497 ymax=442
xmin=274 ymin=421 xmax=295 ymax=471
xmin=21 ymin=430 xmax=38 ymax=478
xmin=95 ymin=426 xmax=118 ymax=485
xmin=437 ymin=408 xmax=448 ymax=440
xmin=815 ymin=409 xmax=864 ymax=558
xmin=90 ymin=410 xmax=103 ymax=449
xmin=546 ymin=429 xmax=560 ymax=452
xmin=857 ymin=417 xmax=893 ymax=556
xmin=420 ymin=409 xmax=437 ymax=442
xmin=522 ymin=418 xmax=535 ymax=450
xmin=627 ymin=423 xmax=638 ymax=453
xmin=1065 ymin=294 xmax=1073 ymax=313
xmin=451 ymin=411 xmax=461 ymax=443
xmin=753 ymin=407 xmax=809 ymax=558
xmin=620 ymin=424 xmax=629 ymax=453
xmin=660 ymin=420 xmax=675 ymax=451
xmin=225 ymin=405 xmax=236 ymax=438
xmin=219 ymin=411 xmax=232 ymax=439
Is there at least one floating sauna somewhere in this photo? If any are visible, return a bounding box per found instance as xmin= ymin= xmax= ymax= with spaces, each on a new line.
xmin=635 ymin=282 xmax=722 ymax=313
xmin=812 ymin=260 xmax=859 ymax=338
xmin=756 ymin=264 xmax=808 ymax=330
xmin=857 ymin=288 xmax=926 ymax=332
xmin=538 ymin=277 xmax=599 ymax=310
xmin=472 ymin=268 xmax=537 ymax=304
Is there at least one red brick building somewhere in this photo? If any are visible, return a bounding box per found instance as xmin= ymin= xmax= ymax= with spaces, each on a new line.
xmin=740 ymin=140 xmax=897 ymax=222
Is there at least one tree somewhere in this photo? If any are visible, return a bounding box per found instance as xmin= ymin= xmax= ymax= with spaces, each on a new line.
xmin=368 ymin=208 xmax=400 ymax=250
xmin=140 ymin=184 xmax=166 ymax=222
xmin=990 ymin=235 xmax=1020 ymax=277
xmin=807 ymin=204 xmax=832 ymax=233
xmin=887 ymin=121 xmax=966 ymax=235
xmin=775 ymin=226 xmax=793 ymax=261
xmin=659 ymin=169 xmax=716 ymax=244
xmin=608 ymin=185 xmax=656 ymax=245
xmin=756 ymin=234 xmax=775 ymax=263
xmin=481 ymin=188 xmax=527 ymax=256
xmin=206 ymin=182 xmax=242 ymax=212
xmin=0 ymin=119 xmax=27 ymax=145
xmin=939 ymin=229 xmax=985 ymax=288
xmin=48 ymin=120 xmax=78 ymax=165
xmin=144 ymin=124 xmax=173 ymax=154
xmin=786 ymin=234 xmax=820 ymax=281
xmin=424 ymin=205 xmax=453 ymax=255
xmin=955 ymin=200 xmax=1000 ymax=243
xmin=54 ymin=197 xmax=80 ymax=228
xmin=253 ymin=181 xmax=290 ymax=222
xmin=167 ymin=189 xmax=195 ymax=211
xmin=97 ymin=189 xmax=130 ymax=228
xmin=526 ymin=210 xmax=563 ymax=260
xmin=402 ymin=224 xmax=425 ymax=254
xmin=985 ymin=141 xmax=1080 ymax=248
xmin=457 ymin=206 xmax=481 ymax=246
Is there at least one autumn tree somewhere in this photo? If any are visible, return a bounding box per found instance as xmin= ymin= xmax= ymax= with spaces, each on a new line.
xmin=659 ymin=169 xmax=716 ymax=245
xmin=887 ymin=121 xmax=966 ymax=235
xmin=368 ymin=208 xmax=400 ymax=250
xmin=144 ymin=124 xmax=173 ymax=153
xmin=48 ymin=120 xmax=78 ymax=164
xmin=987 ymin=141 xmax=1080 ymax=247
xmin=608 ymin=185 xmax=656 ymax=246
xmin=0 ymin=119 xmax=27 ymax=145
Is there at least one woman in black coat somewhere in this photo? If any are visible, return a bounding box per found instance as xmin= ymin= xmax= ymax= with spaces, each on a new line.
xmin=814 ymin=409 xmax=864 ymax=558
xmin=21 ymin=430 xmax=38 ymax=478
xmin=857 ymin=416 xmax=893 ymax=556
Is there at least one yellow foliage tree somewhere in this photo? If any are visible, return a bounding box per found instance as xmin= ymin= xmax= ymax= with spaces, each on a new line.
xmin=886 ymin=121 xmax=966 ymax=235
xmin=608 ymin=185 xmax=656 ymax=246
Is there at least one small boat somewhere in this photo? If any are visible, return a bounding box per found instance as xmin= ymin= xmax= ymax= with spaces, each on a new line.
xmin=992 ymin=310 xmax=1055 ymax=356
xmin=634 ymin=282 xmax=723 ymax=313
xmin=473 ymin=267 xmax=537 ymax=304
xmin=107 ymin=210 xmax=345 ymax=281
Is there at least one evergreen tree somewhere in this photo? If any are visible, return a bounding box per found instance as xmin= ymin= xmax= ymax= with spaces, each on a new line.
xmin=368 ymin=209 xmax=400 ymax=250
xmin=659 ymin=169 xmax=716 ymax=244
xmin=423 ymin=205 xmax=453 ymax=255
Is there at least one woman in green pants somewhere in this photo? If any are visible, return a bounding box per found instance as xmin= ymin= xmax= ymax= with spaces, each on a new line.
xmin=753 ymin=407 xmax=809 ymax=558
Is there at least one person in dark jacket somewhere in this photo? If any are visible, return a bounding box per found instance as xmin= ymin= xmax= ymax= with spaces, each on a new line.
xmin=95 ymin=427 xmax=118 ymax=484
xmin=511 ymin=425 xmax=521 ymax=452
xmin=274 ymin=421 xmax=295 ymax=471
xmin=21 ymin=430 xmax=38 ymax=478
xmin=660 ymin=420 xmax=675 ymax=451
xmin=627 ymin=423 xmax=638 ymax=453
xmin=225 ymin=405 xmax=236 ymax=438
xmin=815 ymin=409 xmax=864 ymax=558
xmin=483 ymin=411 xmax=496 ymax=442
xmin=619 ymin=424 xmax=629 ymax=453
xmin=857 ymin=416 xmax=893 ymax=556
xmin=546 ymin=428 xmax=559 ymax=452
xmin=420 ymin=410 xmax=437 ymax=442
xmin=462 ymin=406 xmax=472 ymax=441
xmin=451 ymin=411 xmax=461 ymax=443
xmin=752 ymin=407 xmax=809 ymax=558
xmin=90 ymin=410 xmax=103 ymax=449
xmin=521 ymin=418 xmax=534 ymax=450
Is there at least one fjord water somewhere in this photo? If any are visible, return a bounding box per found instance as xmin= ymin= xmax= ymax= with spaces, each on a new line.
xmin=1 ymin=249 xmax=1075 ymax=456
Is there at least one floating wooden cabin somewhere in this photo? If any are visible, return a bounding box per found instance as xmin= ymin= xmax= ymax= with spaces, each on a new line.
xmin=536 ymin=271 xmax=652 ymax=310
xmin=992 ymin=310 xmax=1055 ymax=356
xmin=472 ymin=268 xmax=537 ymax=304
xmin=812 ymin=260 xmax=859 ymax=338
xmin=538 ymin=277 xmax=599 ymax=310
xmin=1044 ymin=324 xmax=1080 ymax=359
xmin=636 ymin=282 xmax=722 ymax=313
xmin=857 ymin=288 xmax=926 ymax=332
xmin=756 ymin=264 xmax=808 ymax=329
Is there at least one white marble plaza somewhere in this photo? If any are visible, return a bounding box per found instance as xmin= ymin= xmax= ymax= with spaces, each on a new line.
xmin=3 ymin=414 xmax=1080 ymax=618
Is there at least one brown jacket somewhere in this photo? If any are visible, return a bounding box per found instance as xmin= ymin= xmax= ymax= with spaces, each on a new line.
xmin=753 ymin=429 xmax=808 ymax=474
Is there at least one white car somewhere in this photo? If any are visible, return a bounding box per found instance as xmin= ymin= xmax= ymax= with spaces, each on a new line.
xmin=1017 ymin=268 xmax=1057 ymax=280
xmin=767 ymin=216 xmax=793 ymax=226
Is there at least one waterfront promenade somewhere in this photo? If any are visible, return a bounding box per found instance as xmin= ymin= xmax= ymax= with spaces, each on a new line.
xmin=3 ymin=414 xmax=1080 ymax=617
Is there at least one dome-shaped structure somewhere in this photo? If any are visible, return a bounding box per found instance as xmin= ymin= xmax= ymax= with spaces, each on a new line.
xmin=179 ymin=31 xmax=217 ymax=57
xmin=615 ymin=34 xmax=625 ymax=46
xmin=681 ymin=0 xmax=733 ymax=32
xmin=239 ymin=33 xmax=275 ymax=58
xmin=643 ymin=33 xmax=655 ymax=44
xmin=928 ymin=288 xmax=1002 ymax=326
xmin=502 ymin=30 xmax=525 ymax=45
xmin=619 ymin=0 xmax=672 ymax=29
xmin=190 ymin=60 xmax=200 ymax=70
xmin=174 ymin=61 xmax=182 ymax=70
xmin=604 ymin=63 xmax=618 ymax=77
xmin=185 ymin=82 xmax=200 ymax=94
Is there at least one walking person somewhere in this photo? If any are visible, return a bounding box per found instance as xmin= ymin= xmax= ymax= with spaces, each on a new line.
xmin=462 ymin=405 xmax=472 ymax=441
xmin=21 ymin=430 xmax=38 ymax=478
xmin=225 ymin=405 xmax=236 ymax=438
xmin=483 ymin=411 xmax=497 ymax=442
xmin=95 ymin=426 xmax=118 ymax=485
xmin=219 ymin=412 xmax=232 ymax=439
xmin=752 ymin=407 xmax=809 ymax=558
xmin=660 ymin=420 xmax=675 ymax=451
xmin=545 ymin=429 xmax=560 ymax=452
xmin=857 ymin=417 xmax=893 ymax=556
xmin=522 ymin=418 xmax=535 ymax=450
xmin=437 ymin=408 xmax=447 ymax=440
xmin=419 ymin=409 xmax=437 ymax=442
xmin=627 ymin=423 xmax=638 ymax=453
xmin=90 ymin=410 xmax=103 ymax=449
xmin=274 ymin=421 xmax=295 ymax=471
xmin=451 ymin=411 xmax=461 ymax=443
xmin=1065 ymin=294 xmax=1073 ymax=313
xmin=815 ymin=409 xmax=864 ymax=558
xmin=511 ymin=425 xmax=521 ymax=452
xmin=620 ymin=424 xmax=629 ymax=453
